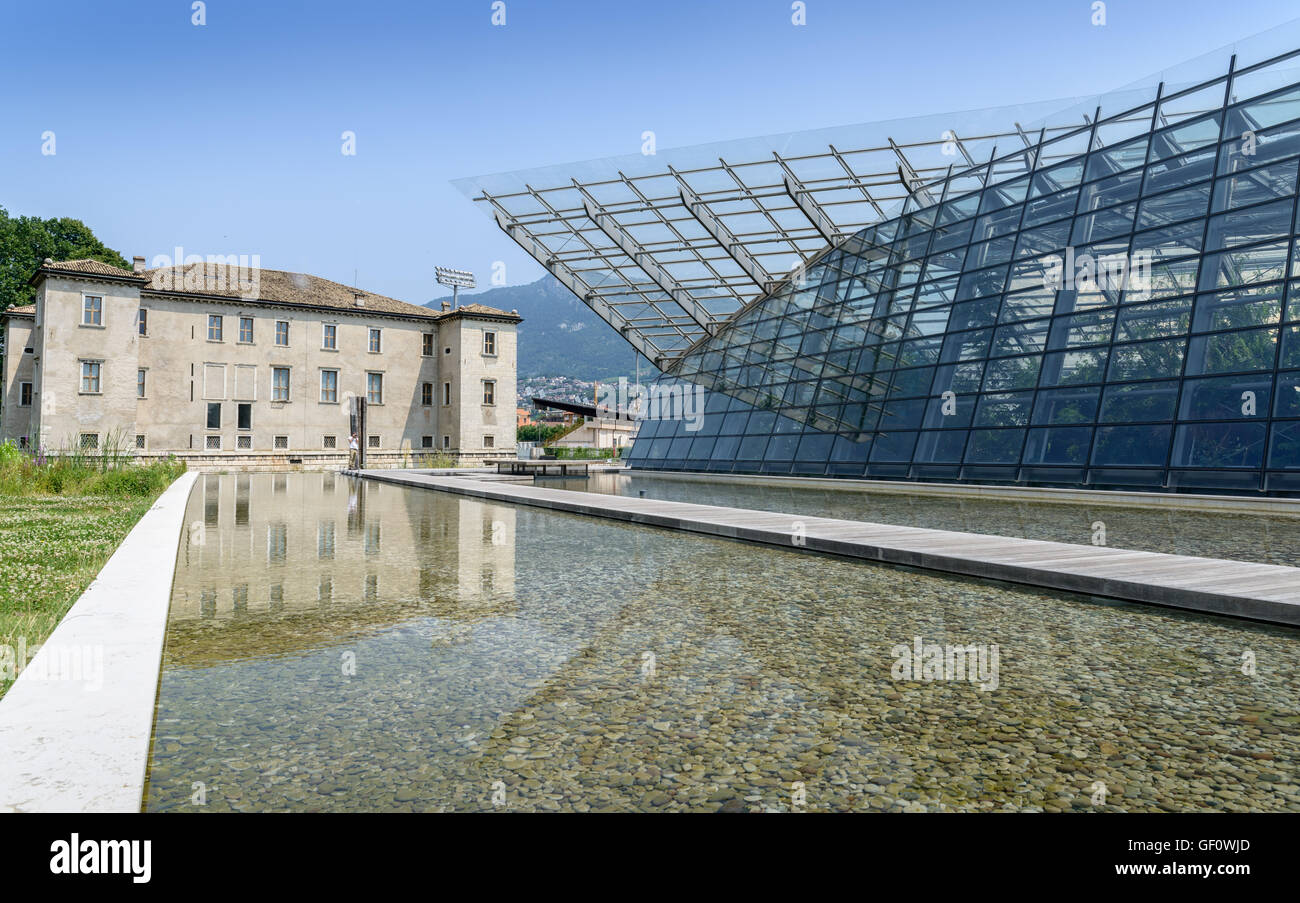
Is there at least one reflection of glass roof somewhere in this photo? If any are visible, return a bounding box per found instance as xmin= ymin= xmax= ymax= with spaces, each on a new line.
xmin=454 ymin=17 xmax=1300 ymax=369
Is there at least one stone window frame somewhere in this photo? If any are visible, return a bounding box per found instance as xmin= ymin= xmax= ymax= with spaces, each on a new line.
xmin=79 ymin=359 xmax=103 ymax=395
xmin=320 ymin=368 xmax=339 ymax=404
xmin=322 ymin=322 xmax=338 ymax=351
xmin=482 ymin=379 xmax=496 ymax=406
xmin=81 ymin=293 xmax=103 ymax=327
xmin=207 ymin=314 xmax=224 ymax=342
xmin=271 ymin=366 xmax=291 ymax=402
xmin=483 ymin=331 xmax=497 ymax=356
xmin=238 ymin=316 xmax=255 ymax=344
xmin=18 ymin=381 xmax=32 ymax=406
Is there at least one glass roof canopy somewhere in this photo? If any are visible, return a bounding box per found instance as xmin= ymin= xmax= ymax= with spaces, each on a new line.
xmin=453 ymin=18 xmax=1300 ymax=371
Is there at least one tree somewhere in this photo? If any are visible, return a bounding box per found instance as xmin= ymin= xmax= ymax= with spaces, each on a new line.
xmin=0 ymin=206 xmax=130 ymax=313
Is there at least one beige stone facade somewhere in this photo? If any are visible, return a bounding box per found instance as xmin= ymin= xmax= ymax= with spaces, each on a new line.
xmin=0 ymin=259 xmax=521 ymax=466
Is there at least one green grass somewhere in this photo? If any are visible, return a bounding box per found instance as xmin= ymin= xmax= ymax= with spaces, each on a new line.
xmin=0 ymin=439 xmax=186 ymax=698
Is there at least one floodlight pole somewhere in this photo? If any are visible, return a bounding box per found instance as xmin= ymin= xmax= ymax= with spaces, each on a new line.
xmin=435 ymin=265 xmax=476 ymax=310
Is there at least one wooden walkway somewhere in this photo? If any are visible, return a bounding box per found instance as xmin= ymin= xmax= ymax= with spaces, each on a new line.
xmin=358 ymin=470 xmax=1300 ymax=627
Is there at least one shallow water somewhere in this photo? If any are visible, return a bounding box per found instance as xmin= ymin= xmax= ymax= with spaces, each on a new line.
xmin=143 ymin=472 xmax=1300 ymax=812
xmin=551 ymin=472 xmax=1300 ymax=566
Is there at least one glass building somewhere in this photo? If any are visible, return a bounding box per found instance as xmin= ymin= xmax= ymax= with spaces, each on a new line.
xmin=463 ymin=25 xmax=1300 ymax=495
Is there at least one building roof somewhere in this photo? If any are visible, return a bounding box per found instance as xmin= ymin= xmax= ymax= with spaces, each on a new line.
xmin=532 ymin=396 xmax=636 ymax=421
xmin=28 ymin=258 xmax=146 ymax=285
xmin=24 ymin=258 xmax=521 ymax=324
xmin=144 ymin=262 xmax=445 ymax=321
xmin=2 ymin=304 xmax=36 ymax=318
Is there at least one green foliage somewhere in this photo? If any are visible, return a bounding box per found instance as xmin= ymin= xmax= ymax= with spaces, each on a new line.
xmin=0 ymin=438 xmax=185 ymax=497
xmin=543 ymin=445 xmax=619 ymax=460
xmin=0 ymin=205 xmax=130 ymax=313
xmin=517 ymin=423 xmax=567 ymax=443
xmin=412 ymin=451 xmax=457 ymax=468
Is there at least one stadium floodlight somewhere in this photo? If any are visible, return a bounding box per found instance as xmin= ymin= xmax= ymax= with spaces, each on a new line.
xmin=435 ymin=266 xmax=476 ymax=309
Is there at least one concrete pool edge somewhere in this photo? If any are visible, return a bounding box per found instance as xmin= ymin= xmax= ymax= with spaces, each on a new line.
xmin=621 ymin=469 xmax=1300 ymax=516
xmin=359 ymin=469 xmax=1300 ymax=628
xmin=0 ymin=470 xmax=199 ymax=813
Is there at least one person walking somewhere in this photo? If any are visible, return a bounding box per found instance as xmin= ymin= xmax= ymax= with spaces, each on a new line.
xmin=348 ymin=432 xmax=360 ymax=470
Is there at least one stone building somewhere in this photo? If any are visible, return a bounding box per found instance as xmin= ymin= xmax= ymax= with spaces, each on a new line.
xmin=0 ymin=257 xmax=521 ymax=467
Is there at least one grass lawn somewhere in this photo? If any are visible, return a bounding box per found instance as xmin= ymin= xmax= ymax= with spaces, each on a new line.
xmin=0 ymin=442 xmax=185 ymax=699
xmin=0 ymin=494 xmax=168 ymax=698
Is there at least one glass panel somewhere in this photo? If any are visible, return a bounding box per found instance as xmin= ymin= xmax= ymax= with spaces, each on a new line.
xmin=1023 ymin=427 xmax=1092 ymax=465
xmin=1091 ymin=425 xmax=1171 ymax=466
xmin=1171 ymin=422 xmax=1266 ymax=468
xmin=1184 ymin=327 xmax=1278 ymax=374
xmin=964 ymin=429 xmax=1024 ymax=464
xmin=1032 ymin=387 xmax=1100 ymax=425
xmin=1204 ymin=198 xmax=1294 ymax=251
xmin=1107 ymin=338 xmax=1185 ymax=380
xmin=1099 ymin=380 xmax=1179 ymax=423
xmin=1179 ymin=374 xmax=1273 ymax=420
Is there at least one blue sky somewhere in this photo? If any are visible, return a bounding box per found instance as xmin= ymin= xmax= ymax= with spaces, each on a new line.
xmin=2 ymin=0 xmax=1298 ymax=303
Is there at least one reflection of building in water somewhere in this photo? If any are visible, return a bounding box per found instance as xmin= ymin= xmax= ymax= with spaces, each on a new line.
xmin=171 ymin=472 xmax=516 ymax=622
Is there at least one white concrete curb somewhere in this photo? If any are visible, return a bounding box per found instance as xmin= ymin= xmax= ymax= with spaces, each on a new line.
xmin=0 ymin=471 xmax=198 ymax=813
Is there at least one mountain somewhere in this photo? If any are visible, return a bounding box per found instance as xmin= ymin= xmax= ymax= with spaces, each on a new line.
xmin=426 ymin=275 xmax=657 ymax=380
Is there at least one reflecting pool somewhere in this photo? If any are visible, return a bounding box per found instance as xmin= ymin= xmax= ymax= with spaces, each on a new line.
xmin=553 ymin=472 xmax=1300 ymax=566
xmin=144 ymin=472 xmax=1300 ymax=812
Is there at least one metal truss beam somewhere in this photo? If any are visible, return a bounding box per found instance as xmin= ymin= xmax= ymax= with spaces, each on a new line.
xmin=492 ymin=209 xmax=673 ymax=368
xmin=675 ymin=178 xmax=776 ymax=293
xmin=780 ymin=170 xmax=841 ymax=245
xmin=580 ymin=197 xmax=717 ymax=335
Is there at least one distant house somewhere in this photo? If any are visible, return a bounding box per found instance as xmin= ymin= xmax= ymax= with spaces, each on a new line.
xmin=1 ymin=257 xmax=522 ymax=466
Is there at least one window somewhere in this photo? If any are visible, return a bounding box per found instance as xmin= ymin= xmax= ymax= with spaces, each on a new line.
xmin=208 ymin=314 xmax=223 ymax=341
xmin=19 ymin=382 xmax=32 ymax=406
xmin=483 ymin=435 xmax=495 ymax=448
xmin=275 ymin=320 xmax=289 ymax=346
xmin=368 ymin=435 xmax=380 ymax=448
xmin=422 ymin=333 xmax=434 ymax=356
xmin=138 ymin=309 xmax=148 ymax=336
xmin=205 ymin=435 xmax=221 ymax=450
xmin=421 ymin=435 xmax=433 ymax=448
xmin=80 ymin=433 xmax=99 ymax=450
xmin=82 ymin=295 xmax=102 ymax=326
xmin=442 ymin=435 xmax=450 ymax=449
xmin=322 ymin=323 xmax=337 ymax=350
xmin=367 ymin=372 xmax=383 ymax=404
xmin=421 ymin=382 xmax=433 ymax=406
xmin=237 ymin=435 xmax=252 ymax=449
xmin=321 ymin=369 xmax=338 ymax=403
xmin=482 ymin=379 xmax=496 ymax=405
xmin=237 ymin=403 xmax=252 ymax=430
xmin=483 ymin=331 xmax=496 ymax=355
xmin=368 ymin=328 xmax=382 ymax=353
xmin=274 ymin=435 xmax=289 ymax=450
xmin=272 ymin=367 xmax=290 ymax=401
xmin=443 ymin=382 xmax=451 ymax=406
xmin=206 ymin=402 xmax=221 ymax=430
xmin=80 ymin=360 xmax=102 ymax=394
xmin=323 ymin=435 xmax=336 ymax=449
xmin=239 ymin=316 xmax=254 ymax=343
xmin=137 ymin=369 xmax=146 ymax=398
xmin=135 ymin=435 xmax=145 ymax=450
xmin=18 ymin=437 xmax=29 ymax=449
